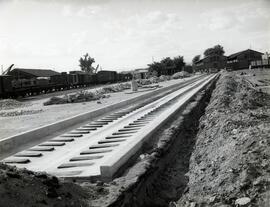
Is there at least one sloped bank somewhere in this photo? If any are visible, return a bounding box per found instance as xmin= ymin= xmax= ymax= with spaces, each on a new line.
xmin=106 ymin=75 xmax=218 ymax=207
xmin=176 ymin=73 xmax=270 ymax=207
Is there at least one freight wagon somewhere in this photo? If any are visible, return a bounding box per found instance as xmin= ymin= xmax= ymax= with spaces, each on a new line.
xmin=0 ymin=69 xmax=121 ymax=98
xmin=97 ymin=71 xmax=117 ymax=83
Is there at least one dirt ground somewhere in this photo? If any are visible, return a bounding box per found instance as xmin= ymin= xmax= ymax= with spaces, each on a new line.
xmin=0 ymin=163 xmax=107 ymax=207
xmin=177 ymin=71 xmax=270 ymax=207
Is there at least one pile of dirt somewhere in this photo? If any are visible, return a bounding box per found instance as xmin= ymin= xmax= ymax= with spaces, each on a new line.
xmin=0 ymin=99 xmax=27 ymax=110
xmin=0 ymin=164 xmax=93 ymax=207
xmin=177 ymin=73 xmax=270 ymax=207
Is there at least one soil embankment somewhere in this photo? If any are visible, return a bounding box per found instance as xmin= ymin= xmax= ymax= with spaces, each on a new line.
xmin=177 ymin=72 xmax=270 ymax=206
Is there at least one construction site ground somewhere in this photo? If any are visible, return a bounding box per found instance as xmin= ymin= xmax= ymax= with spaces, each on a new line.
xmin=0 ymin=69 xmax=269 ymax=207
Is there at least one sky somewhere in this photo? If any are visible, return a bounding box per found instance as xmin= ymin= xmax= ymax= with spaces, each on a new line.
xmin=0 ymin=0 xmax=269 ymax=72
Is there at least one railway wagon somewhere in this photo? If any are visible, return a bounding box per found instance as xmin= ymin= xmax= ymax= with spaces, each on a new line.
xmin=117 ymin=73 xmax=132 ymax=82
xmin=50 ymin=72 xmax=71 ymax=89
xmin=82 ymin=73 xmax=97 ymax=85
xmin=0 ymin=75 xmax=13 ymax=98
xmin=97 ymin=71 xmax=117 ymax=83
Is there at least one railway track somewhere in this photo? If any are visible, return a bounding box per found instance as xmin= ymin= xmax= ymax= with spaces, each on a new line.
xmin=1 ymin=74 xmax=216 ymax=181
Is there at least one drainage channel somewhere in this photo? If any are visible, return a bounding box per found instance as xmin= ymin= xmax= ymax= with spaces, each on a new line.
xmin=1 ymin=75 xmax=216 ymax=180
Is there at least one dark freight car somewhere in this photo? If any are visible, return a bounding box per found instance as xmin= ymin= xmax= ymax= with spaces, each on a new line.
xmin=0 ymin=75 xmax=13 ymax=97
xmin=50 ymin=72 xmax=70 ymax=87
xmin=97 ymin=71 xmax=117 ymax=83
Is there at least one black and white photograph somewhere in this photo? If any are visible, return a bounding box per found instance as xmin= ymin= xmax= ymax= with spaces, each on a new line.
xmin=0 ymin=0 xmax=269 ymax=206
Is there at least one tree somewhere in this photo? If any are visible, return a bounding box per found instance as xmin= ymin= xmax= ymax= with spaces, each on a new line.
xmin=79 ymin=53 xmax=96 ymax=74
xmin=148 ymin=62 xmax=165 ymax=76
xmin=203 ymin=44 xmax=225 ymax=57
xmin=173 ymin=56 xmax=185 ymax=71
xmin=192 ymin=55 xmax=201 ymax=65
xmin=160 ymin=57 xmax=175 ymax=67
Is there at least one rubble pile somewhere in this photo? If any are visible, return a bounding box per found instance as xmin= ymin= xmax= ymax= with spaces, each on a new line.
xmin=172 ymin=71 xmax=190 ymax=79
xmin=136 ymin=75 xmax=171 ymax=86
xmin=101 ymin=83 xmax=131 ymax=93
xmin=0 ymin=99 xmax=27 ymax=110
xmin=177 ymin=73 xmax=270 ymax=207
xmin=159 ymin=75 xmax=172 ymax=82
xmin=44 ymin=83 xmax=131 ymax=106
xmin=44 ymin=91 xmax=108 ymax=105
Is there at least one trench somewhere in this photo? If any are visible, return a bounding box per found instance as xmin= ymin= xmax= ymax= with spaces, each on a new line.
xmin=108 ymin=76 xmax=218 ymax=207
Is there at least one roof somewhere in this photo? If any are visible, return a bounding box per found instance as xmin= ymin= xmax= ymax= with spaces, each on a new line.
xmin=227 ymin=49 xmax=263 ymax=60
xmin=11 ymin=68 xmax=60 ymax=77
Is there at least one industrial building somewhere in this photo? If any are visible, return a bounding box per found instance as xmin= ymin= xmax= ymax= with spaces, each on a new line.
xmin=194 ymin=49 xmax=264 ymax=71
xmin=226 ymin=49 xmax=263 ymax=70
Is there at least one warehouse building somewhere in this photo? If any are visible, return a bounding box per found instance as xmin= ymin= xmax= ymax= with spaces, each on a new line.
xmin=194 ymin=49 xmax=264 ymax=71
xmin=226 ymin=49 xmax=263 ymax=70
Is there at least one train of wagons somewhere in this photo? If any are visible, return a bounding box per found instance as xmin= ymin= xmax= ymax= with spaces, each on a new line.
xmin=0 ymin=68 xmax=132 ymax=98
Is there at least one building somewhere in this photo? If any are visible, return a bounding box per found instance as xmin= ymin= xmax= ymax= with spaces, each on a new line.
xmin=7 ymin=68 xmax=60 ymax=79
xmin=194 ymin=49 xmax=264 ymax=71
xmin=251 ymin=52 xmax=270 ymax=69
xmin=133 ymin=68 xmax=149 ymax=79
xmin=227 ymin=49 xmax=263 ymax=70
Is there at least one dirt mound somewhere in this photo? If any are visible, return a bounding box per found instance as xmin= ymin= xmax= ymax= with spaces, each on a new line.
xmin=0 ymin=99 xmax=27 ymax=110
xmin=177 ymin=73 xmax=270 ymax=207
xmin=0 ymin=163 xmax=92 ymax=207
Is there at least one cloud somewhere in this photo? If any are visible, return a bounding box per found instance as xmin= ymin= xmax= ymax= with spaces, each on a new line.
xmin=199 ymin=1 xmax=270 ymax=33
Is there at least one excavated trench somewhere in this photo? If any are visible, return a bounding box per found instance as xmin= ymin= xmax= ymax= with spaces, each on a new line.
xmin=108 ymin=76 xmax=218 ymax=207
